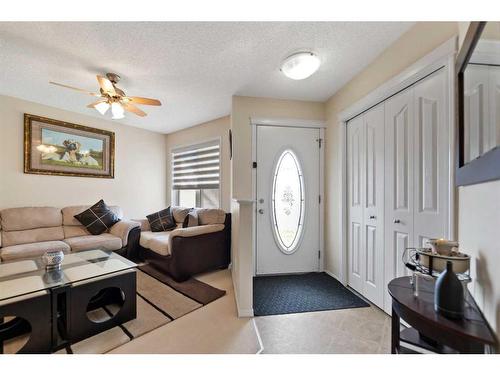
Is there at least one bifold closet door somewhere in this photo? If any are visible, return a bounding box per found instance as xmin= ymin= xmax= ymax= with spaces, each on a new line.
xmin=383 ymin=67 xmax=448 ymax=313
xmin=347 ymin=103 xmax=385 ymax=308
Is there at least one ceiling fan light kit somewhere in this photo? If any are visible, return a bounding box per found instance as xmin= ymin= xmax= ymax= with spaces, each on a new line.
xmin=49 ymin=72 xmax=162 ymax=120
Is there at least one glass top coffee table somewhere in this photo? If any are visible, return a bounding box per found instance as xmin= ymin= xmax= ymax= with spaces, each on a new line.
xmin=0 ymin=249 xmax=137 ymax=353
xmin=0 ymin=249 xmax=136 ymax=303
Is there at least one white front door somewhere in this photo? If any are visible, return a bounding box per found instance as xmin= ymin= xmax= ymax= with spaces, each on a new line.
xmin=256 ymin=125 xmax=321 ymax=275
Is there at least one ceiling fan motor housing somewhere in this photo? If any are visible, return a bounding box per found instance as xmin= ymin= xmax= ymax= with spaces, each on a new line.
xmin=106 ymin=72 xmax=121 ymax=84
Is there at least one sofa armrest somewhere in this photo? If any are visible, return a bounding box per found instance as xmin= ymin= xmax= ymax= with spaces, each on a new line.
xmin=110 ymin=220 xmax=141 ymax=246
xmin=169 ymin=224 xmax=224 ymax=240
xmin=133 ymin=219 xmax=151 ymax=231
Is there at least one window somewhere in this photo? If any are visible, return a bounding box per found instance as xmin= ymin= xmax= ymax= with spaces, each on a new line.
xmin=171 ymin=140 xmax=220 ymax=208
xmin=271 ymin=150 xmax=305 ymax=253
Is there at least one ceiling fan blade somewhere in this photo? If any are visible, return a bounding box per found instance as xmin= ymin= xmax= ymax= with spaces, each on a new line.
xmin=123 ymin=102 xmax=147 ymax=117
xmin=86 ymin=100 xmax=107 ymax=108
xmin=125 ymin=96 xmax=162 ymax=106
xmin=97 ymin=75 xmax=117 ymax=96
xmin=49 ymin=81 xmax=101 ymax=97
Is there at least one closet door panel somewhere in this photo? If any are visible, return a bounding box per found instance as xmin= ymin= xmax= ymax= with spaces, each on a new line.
xmin=384 ymin=88 xmax=414 ymax=313
xmin=413 ymin=68 xmax=448 ymax=243
xmin=347 ymin=115 xmax=365 ymax=294
xmin=362 ymin=104 xmax=385 ymax=307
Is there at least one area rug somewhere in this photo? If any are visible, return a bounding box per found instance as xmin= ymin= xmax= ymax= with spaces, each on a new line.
xmin=62 ymin=266 xmax=226 ymax=354
xmin=253 ymin=272 xmax=369 ymax=316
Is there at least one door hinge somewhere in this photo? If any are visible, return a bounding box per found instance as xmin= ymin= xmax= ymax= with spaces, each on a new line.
xmin=319 ymin=195 xmax=321 ymax=204
xmin=317 ymin=138 xmax=323 ymax=148
xmin=252 ymin=161 xmax=257 ymax=168
xmin=318 ymin=250 xmax=321 ymax=259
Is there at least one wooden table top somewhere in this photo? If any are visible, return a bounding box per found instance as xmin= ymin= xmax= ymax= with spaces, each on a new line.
xmin=388 ymin=276 xmax=497 ymax=346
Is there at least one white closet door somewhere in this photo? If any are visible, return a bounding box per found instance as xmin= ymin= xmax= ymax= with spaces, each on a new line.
xmin=384 ymin=87 xmax=415 ymax=313
xmin=413 ymin=68 xmax=448 ymax=248
xmin=347 ymin=115 xmax=365 ymax=294
xmin=361 ymin=104 xmax=385 ymax=307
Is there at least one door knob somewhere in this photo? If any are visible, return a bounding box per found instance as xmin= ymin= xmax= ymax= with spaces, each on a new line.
xmin=259 ymin=198 xmax=264 ymax=204
xmin=369 ymin=215 xmax=376 ymax=219
xmin=393 ymin=219 xmax=401 ymax=224
xmin=258 ymin=209 xmax=264 ymax=214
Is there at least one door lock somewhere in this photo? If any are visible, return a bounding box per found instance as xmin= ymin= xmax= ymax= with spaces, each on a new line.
xmin=393 ymin=219 xmax=401 ymax=224
xmin=369 ymin=215 xmax=376 ymax=219
xmin=259 ymin=198 xmax=264 ymax=204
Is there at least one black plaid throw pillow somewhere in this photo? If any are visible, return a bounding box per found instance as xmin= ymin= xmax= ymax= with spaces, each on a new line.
xmin=146 ymin=207 xmax=176 ymax=232
xmin=74 ymin=200 xmax=121 ymax=235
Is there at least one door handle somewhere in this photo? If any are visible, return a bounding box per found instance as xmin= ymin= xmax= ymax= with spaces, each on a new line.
xmin=369 ymin=215 xmax=376 ymax=219
xmin=393 ymin=219 xmax=401 ymax=224
xmin=258 ymin=209 xmax=264 ymax=214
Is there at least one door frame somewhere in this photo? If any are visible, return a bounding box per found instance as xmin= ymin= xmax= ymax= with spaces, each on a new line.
xmin=338 ymin=36 xmax=458 ymax=285
xmin=250 ymin=117 xmax=326 ymax=276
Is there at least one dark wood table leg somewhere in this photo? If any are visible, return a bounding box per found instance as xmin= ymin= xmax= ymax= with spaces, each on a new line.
xmin=391 ymin=307 xmax=400 ymax=354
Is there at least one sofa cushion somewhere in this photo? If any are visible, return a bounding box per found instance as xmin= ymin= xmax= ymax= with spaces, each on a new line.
xmin=148 ymin=235 xmax=172 ymax=256
xmin=171 ymin=206 xmax=191 ymax=224
xmin=0 ymin=240 xmax=70 ymax=262
xmin=2 ymin=226 xmax=65 ymax=247
xmin=62 ymin=205 xmax=123 ymax=226
xmin=146 ymin=207 xmax=176 ymax=232
xmin=74 ymin=200 xmax=121 ymax=235
xmin=139 ymin=231 xmax=170 ymax=250
xmin=182 ymin=209 xmax=199 ymax=228
xmin=63 ymin=233 xmax=122 ymax=253
xmin=196 ymin=208 xmax=226 ymax=225
xmin=63 ymin=225 xmax=91 ymax=239
xmin=0 ymin=207 xmax=62 ymax=231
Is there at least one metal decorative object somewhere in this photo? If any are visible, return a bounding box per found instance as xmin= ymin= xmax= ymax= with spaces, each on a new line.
xmin=42 ymin=250 xmax=65 ymax=271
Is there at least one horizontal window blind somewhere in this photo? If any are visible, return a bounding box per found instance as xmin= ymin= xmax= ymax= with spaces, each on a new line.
xmin=172 ymin=140 xmax=220 ymax=190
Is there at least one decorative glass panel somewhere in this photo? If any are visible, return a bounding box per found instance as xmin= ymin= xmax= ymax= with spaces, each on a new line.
xmin=272 ymin=150 xmax=305 ymax=253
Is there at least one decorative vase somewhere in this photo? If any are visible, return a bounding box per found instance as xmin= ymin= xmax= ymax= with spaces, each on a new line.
xmin=434 ymin=260 xmax=464 ymax=320
xmin=42 ymin=250 xmax=64 ymax=270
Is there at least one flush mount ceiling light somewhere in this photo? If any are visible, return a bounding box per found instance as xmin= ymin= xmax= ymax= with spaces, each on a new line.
xmin=280 ymin=52 xmax=321 ymax=80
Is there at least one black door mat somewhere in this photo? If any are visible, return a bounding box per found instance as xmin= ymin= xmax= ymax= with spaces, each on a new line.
xmin=253 ymin=272 xmax=369 ymax=316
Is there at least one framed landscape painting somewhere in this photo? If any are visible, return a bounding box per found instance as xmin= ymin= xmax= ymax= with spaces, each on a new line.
xmin=24 ymin=114 xmax=115 ymax=178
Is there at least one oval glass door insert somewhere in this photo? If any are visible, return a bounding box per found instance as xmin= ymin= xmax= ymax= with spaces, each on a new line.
xmin=271 ymin=150 xmax=305 ymax=253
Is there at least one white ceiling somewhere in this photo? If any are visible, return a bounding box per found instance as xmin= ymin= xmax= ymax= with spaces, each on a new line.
xmin=0 ymin=22 xmax=413 ymax=133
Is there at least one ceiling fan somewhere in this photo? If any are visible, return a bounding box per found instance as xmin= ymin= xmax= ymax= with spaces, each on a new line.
xmin=49 ymin=73 xmax=161 ymax=119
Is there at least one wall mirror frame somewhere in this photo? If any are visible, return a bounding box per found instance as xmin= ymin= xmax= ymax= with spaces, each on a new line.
xmin=456 ymin=21 xmax=500 ymax=186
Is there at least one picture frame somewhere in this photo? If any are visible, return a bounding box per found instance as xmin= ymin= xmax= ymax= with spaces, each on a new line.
xmin=24 ymin=114 xmax=115 ymax=178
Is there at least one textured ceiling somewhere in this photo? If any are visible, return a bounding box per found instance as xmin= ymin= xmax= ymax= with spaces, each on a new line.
xmin=0 ymin=22 xmax=413 ymax=133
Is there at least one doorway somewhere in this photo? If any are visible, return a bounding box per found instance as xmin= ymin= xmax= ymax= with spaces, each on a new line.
xmin=255 ymin=125 xmax=321 ymax=275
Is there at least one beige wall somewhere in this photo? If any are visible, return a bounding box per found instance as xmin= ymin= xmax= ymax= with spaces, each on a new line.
xmin=0 ymin=95 xmax=168 ymax=219
xmin=323 ymin=22 xmax=459 ymax=279
xmin=165 ymin=116 xmax=231 ymax=211
xmin=231 ymin=96 xmax=325 ymax=315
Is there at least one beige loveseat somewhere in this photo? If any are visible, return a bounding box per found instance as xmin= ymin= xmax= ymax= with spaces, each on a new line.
xmin=136 ymin=207 xmax=231 ymax=281
xmin=0 ymin=205 xmax=140 ymax=262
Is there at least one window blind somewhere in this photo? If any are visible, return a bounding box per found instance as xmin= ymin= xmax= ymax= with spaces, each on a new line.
xmin=172 ymin=140 xmax=220 ymax=190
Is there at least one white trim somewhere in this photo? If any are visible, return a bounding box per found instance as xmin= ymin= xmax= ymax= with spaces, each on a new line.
xmin=231 ymin=268 xmax=254 ymax=317
xmin=250 ymin=116 xmax=326 ymax=128
xmin=252 ymin=123 xmax=325 ymax=276
xmin=318 ymin=127 xmax=325 ymax=272
xmin=339 ymin=122 xmax=348 ymax=285
xmin=232 ymin=198 xmax=255 ymax=204
xmin=339 ymin=36 xmax=458 ymax=293
xmin=338 ymin=37 xmax=458 ymax=122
